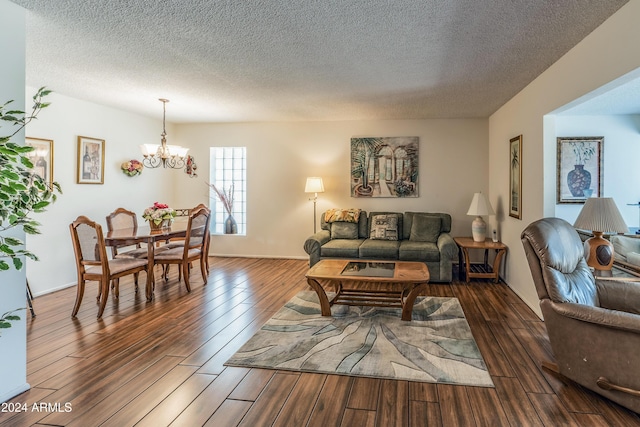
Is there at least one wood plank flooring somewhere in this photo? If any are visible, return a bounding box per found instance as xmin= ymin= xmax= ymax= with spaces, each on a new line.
xmin=2 ymin=257 xmax=639 ymax=426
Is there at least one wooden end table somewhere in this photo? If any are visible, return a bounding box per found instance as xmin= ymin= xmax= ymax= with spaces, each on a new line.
xmin=305 ymin=259 xmax=430 ymax=321
xmin=454 ymin=237 xmax=507 ymax=283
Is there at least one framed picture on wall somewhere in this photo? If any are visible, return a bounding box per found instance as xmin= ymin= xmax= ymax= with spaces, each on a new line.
xmin=509 ymin=135 xmax=522 ymax=219
xmin=77 ymin=136 xmax=105 ymax=184
xmin=350 ymin=136 xmax=419 ymax=198
xmin=25 ymin=137 xmax=54 ymax=185
xmin=556 ymin=136 xmax=603 ymax=204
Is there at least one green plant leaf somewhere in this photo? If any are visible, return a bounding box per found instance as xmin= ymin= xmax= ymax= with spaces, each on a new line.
xmin=12 ymin=258 xmax=23 ymax=270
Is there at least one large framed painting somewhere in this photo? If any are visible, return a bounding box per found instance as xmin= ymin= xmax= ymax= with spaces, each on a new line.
xmin=351 ymin=137 xmax=419 ymax=198
xmin=509 ymin=135 xmax=522 ymax=219
xmin=556 ymin=136 xmax=603 ymax=204
xmin=77 ymin=136 xmax=105 ymax=184
xmin=25 ymin=137 xmax=54 ymax=185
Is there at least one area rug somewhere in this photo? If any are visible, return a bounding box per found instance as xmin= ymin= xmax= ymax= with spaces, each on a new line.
xmin=225 ymin=291 xmax=493 ymax=387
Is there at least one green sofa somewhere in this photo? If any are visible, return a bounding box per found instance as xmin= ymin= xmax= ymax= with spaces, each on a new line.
xmin=303 ymin=210 xmax=457 ymax=282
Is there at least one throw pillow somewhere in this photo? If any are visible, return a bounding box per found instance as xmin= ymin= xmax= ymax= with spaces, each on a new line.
xmin=410 ymin=215 xmax=441 ymax=243
xmin=370 ymin=214 xmax=398 ymax=240
xmin=331 ymin=222 xmax=359 ymax=239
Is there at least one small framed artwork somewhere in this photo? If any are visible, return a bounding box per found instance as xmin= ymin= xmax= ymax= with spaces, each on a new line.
xmin=556 ymin=136 xmax=603 ymax=204
xmin=77 ymin=136 xmax=105 ymax=184
xmin=509 ymin=135 xmax=522 ymax=219
xmin=25 ymin=137 xmax=54 ymax=185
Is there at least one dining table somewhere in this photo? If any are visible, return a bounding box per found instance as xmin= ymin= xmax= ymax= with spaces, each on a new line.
xmin=105 ymin=221 xmax=189 ymax=301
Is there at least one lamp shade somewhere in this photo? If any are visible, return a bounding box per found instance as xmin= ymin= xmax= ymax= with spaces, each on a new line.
xmin=573 ymin=197 xmax=627 ymax=233
xmin=466 ymin=192 xmax=495 ymax=216
xmin=305 ymin=177 xmax=325 ymax=193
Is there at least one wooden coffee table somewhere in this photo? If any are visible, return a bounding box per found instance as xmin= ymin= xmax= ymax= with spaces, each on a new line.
xmin=305 ymin=259 xmax=430 ymax=321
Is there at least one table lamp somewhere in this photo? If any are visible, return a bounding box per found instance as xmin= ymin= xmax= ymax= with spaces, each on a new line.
xmin=305 ymin=177 xmax=325 ymax=233
xmin=467 ymin=192 xmax=495 ymax=242
xmin=573 ymin=197 xmax=628 ymax=274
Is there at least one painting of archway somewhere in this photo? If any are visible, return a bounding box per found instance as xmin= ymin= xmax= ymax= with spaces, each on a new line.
xmin=351 ymin=137 xmax=419 ymax=198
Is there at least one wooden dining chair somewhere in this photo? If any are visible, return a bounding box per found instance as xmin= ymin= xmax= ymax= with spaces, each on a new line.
xmin=160 ymin=203 xmax=211 ymax=274
xmin=105 ymin=208 xmax=149 ymax=259
xmin=69 ymin=216 xmax=149 ymax=318
xmin=153 ymin=205 xmax=211 ymax=292
xmin=105 ymin=207 xmax=150 ymax=294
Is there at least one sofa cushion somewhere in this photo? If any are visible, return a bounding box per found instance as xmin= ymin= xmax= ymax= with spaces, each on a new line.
xmin=321 ymin=239 xmax=365 ymax=258
xmin=628 ymin=251 xmax=640 ymax=267
xmin=409 ymin=215 xmax=441 ymax=243
xmin=403 ymin=212 xmax=451 ymax=239
xmin=359 ymin=239 xmax=400 ymax=259
xmin=369 ymin=214 xmax=399 ymax=240
xmin=611 ymin=235 xmax=640 ymax=262
xmin=331 ymin=222 xmax=359 ymax=239
xmin=399 ymin=241 xmax=440 ymax=262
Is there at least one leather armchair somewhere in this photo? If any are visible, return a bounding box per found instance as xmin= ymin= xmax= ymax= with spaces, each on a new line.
xmin=521 ymin=217 xmax=640 ymax=413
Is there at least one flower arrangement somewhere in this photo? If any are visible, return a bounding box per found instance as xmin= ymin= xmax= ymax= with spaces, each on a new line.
xmin=209 ymin=182 xmax=234 ymax=215
xmin=121 ymin=159 xmax=143 ymax=177
xmin=142 ymin=202 xmax=176 ymax=225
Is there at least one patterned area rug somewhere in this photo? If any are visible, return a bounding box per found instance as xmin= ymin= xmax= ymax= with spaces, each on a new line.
xmin=225 ymin=291 xmax=493 ymax=387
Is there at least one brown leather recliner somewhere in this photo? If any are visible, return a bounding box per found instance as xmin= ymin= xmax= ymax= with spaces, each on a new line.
xmin=521 ymin=217 xmax=640 ymax=413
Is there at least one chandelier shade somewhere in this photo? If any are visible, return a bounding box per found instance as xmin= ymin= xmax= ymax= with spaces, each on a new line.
xmin=140 ymin=99 xmax=189 ymax=169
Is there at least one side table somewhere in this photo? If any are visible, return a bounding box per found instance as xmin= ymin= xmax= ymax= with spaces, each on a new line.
xmin=454 ymin=237 xmax=507 ymax=283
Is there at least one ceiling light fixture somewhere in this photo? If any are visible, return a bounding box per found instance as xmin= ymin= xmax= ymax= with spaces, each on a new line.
xmin=139 ymin=98 xmax=189 ymax=169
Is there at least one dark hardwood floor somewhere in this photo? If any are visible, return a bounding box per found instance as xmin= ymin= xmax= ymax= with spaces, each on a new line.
xmin=2 ymin=257 xmax=639 ymax=426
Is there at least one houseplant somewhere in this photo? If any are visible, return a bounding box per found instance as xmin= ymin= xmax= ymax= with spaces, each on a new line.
xmin=142 ymin=202 xmax=176 ymax=229
xmin=0 ymin=86 xmax=61 ymax=272
xmin=0 ymin=87 xmax=60 ymax=334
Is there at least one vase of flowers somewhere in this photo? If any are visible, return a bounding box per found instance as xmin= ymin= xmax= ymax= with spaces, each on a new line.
xmin=142 ymin=202 xmax=176 ymax=230
xmin=121 ymin=159 xmax=143 ymax=177
xmin=209 ymin=182 xmax=237 ymax=234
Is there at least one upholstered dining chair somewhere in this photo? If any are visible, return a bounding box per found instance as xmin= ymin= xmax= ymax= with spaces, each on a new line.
xmin=105 ymin=207 xmax=149 ymax=259
xmin=160 ymin=203 xmax=211 ymax=274
xmin=521 ymin=217 xmax=640 ymax=413
xmin=153 ymin=205 xmax=211 ymax=292
xmin=69 ymin=216 xmax=149 ymax=318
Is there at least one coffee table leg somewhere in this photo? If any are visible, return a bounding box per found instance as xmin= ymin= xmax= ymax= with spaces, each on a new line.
xmin=307 ymin=278 xmax=332 ymax=316
xmin=401 ymin=282 xmax=428 ymax=321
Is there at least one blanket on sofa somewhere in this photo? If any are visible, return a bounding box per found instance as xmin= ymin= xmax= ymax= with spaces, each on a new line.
xmin=324 ymin=208 xmax=361 ymax=223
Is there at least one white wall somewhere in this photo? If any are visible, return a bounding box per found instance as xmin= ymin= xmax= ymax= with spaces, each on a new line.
xmin=489 ymin=0 xmax=640 ymax=317
xmin=0 ymin=0 xmax=29 ymax=403
xmin=554 ymin=115 xmax=640 ymax=227
xmin=175 ymin=119 xmax=488 ymax=258
xmin=24 ymin=91 xmax=175 ymax=296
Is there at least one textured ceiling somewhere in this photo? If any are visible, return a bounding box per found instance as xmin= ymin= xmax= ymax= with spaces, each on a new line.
xmin=10 ymin=0 xmax=630 ymax=123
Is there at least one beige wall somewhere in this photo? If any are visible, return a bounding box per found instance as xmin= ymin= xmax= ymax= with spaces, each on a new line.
xmin=175 ymin=119 xmax=489 ymax=258
xmin=24 ymin=91 xmax=174 ymax=296
xmin=489 ymin=0 xmax=640 ymax=317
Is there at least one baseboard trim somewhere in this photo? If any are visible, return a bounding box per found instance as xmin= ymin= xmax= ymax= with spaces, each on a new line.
xmin=0 ymin=382 xmax=30 ymax=404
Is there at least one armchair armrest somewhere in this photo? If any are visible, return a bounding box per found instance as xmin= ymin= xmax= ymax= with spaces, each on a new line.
xmin=437 ymin=233 xmax=458 ymax=260
xmin=303 ymin=230 xmax=331 ymax=266
xmin=596 ymin=278 xmax=640 ymax=315
xmin=549 ymin=300 xmax=640 ymax=334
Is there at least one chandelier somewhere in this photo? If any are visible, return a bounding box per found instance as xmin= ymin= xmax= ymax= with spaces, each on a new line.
xmin=139 ymin=98 xmax=189 ymax=169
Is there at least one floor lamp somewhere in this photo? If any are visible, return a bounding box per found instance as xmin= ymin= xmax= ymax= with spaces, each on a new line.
xmin=305 ymin=177 xmax=325 ymax=234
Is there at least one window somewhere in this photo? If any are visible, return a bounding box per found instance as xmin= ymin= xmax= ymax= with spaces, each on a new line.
xmin=209 ymin=147 xmax=246 ymax=235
